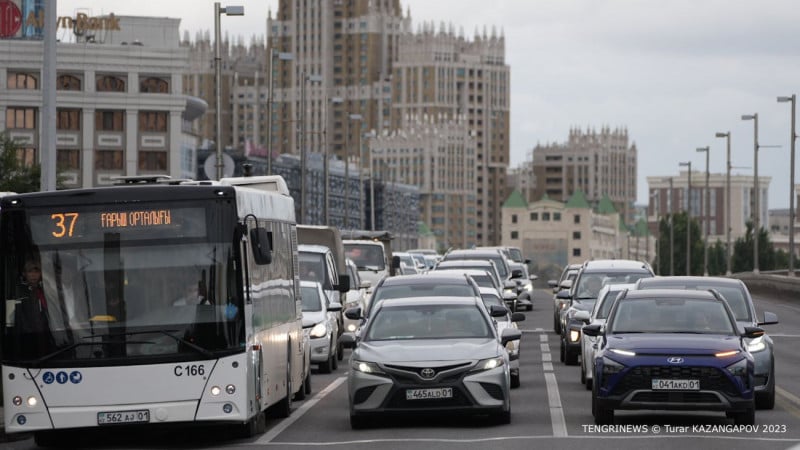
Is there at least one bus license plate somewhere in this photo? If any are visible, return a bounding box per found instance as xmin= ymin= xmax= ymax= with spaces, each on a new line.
xmin=651 ymin=379 xmax=700 ymax=390
xmin=406 ymin=387 xmax=453 ymax=400
xmin=97 ymin=410 xmax=150 ymax=425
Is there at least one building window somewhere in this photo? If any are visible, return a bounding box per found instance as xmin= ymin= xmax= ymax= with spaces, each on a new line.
xmin=7 ymin=72 xmax=38 ymax=89
xmin=554 ymin=212 xmax=562 ymax=221
xmin=138 ymin=111 xmax=168 ymax=132
xmin=510 ymin=231 xmax=519 ymax=240
xmin=95 ymin=110 xmax=124 ymax=131
xmin=542 ymin=212 xmax=551 ymax=221
xmin=56 ymin=109 xmax=81 ymax=130
xmin=511 ymin=214 xmax=517 ymax=224
xmin=16 ymin=148 xmax=36 ymax=166
xmin=573 ymin=248 xmax=581 ymax=257
xmin=57 ymin=74 xmax=81 ymax=91
xmin=138 ymin=151 xmax=167 ymax=171
xmin=57 ymin=149 xmax=80 ymax=170
xmin=573 ymin=231 xmax=581 ymax=240
xmin=6 ymin=107 xmax=36 ymax=129
xmin=530 ymin=212 xmax=538 ymax=221
xmin=96 ymin=75 xmax=126 ymax=92
xmin=140 ymin=77 xmax=169 ymax=93
xmin=574 ymin=214 xmax=581 ymax=224
xmin=95 ymin=150 xmax=123 ymax=170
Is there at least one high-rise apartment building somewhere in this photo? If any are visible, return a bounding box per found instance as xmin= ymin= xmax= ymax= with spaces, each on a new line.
xmin=391 ymin=24 xmax=510 ymax=245
xmin=531 ymin=126 xmax=637 ymax=224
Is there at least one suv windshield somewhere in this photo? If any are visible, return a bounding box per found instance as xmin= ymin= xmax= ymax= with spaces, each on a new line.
xmin=345 ymin=243 xmax=385 ymax=270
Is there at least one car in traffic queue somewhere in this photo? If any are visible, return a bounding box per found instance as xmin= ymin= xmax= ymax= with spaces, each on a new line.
xmin=584 ymin=289 xmax=761 ymax=426
xmin=635 ymin=276 xmax=779 ymax=409
xmin=301 ymin=281 xmax=343 ymax=374
xmin=342 ymin=272 xmax=485 ymax=343
xmin=557 ymin=260 xmax=654 ymax=365
xmin=508 ymin=261 xmax=536 ymax=311
xmin=343 ymin=296 xmax=521 ymax=428
xmin=433 ymin=259 xmax=517 ymax=311
xmin=441 ymin=248 xmax=519 ymax=297
xmin=572 ymin=283 xmax=636 ymax=390
xmin=550 ymin=263 xmax=581 ymax=334
xmin=478 ymin=287 xmax=526 ymax=388
xmin=343 ymin=258 xmax=370 ymax=337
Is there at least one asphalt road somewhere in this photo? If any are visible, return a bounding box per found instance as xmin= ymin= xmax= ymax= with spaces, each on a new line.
xmin=5 ymin=288 xmax=800 ymax=450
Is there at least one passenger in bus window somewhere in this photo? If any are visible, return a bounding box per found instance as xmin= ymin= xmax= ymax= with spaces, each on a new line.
xmin=173 ymin=280 xmax=206 ymax=306
xmin=14 ymin=259 xmax=56 ymax=353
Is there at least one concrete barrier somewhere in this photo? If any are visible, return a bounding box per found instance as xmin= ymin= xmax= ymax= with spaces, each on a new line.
xmin=731 ymin=272 xmax=800 ymax=299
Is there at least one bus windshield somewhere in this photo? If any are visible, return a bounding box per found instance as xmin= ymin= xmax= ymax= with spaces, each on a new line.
xmin=1 ymin=203 xmax=244 ymax=366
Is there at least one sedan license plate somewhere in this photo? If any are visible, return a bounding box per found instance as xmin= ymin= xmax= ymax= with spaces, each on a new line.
xmin=97 ymin=409 xmax=150 ymax=425
xmin=406 ymin=387 xmax=453 ymax=400
xmin=651 ymin=379 xmax=700 ymax=390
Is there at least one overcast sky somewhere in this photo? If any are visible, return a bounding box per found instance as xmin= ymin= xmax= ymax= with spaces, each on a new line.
xmin=57 ymin=0 xmax=800 ymax=208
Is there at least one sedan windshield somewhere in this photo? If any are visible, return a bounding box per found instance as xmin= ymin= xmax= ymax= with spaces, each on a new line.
xmin=365 ymin=304 xmax=493 ymax=341
xmin=301 ymin=286 xmax=322 ymax=312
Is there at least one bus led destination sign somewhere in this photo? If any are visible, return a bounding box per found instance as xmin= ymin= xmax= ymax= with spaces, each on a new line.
xmin=30 ymin=207 xmax=206 ymax=245
xmin=101 ymin=210 xmax=172 ymax=229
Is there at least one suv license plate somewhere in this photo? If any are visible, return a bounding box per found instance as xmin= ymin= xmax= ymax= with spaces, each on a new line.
xmin=406 ymin=387 xmax=453 ymax=400
xmin=651 ymin=379 xmax=700 ymax=390
xmin=97 ymin=410 xmax=150 ymax=425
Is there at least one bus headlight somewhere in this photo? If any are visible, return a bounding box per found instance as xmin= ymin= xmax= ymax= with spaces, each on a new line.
xmin=27 ymin=396 xmax=37 ymax=407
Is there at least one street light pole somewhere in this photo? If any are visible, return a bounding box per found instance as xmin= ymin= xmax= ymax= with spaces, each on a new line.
xmin=667 ymin=177 xmax=675 ymax=276
xmin=650 ymin=191 xmax=660 ymax=274
xmin=366 ymin=130 xmax=377 ymax=231
xmin=266 ymin=50 xmax=293 ymax=175
xmin=299 ymin=73 xmax=323 ymax=224
xmin=778 ymin=95 xmax=797 ymax=277
xmin=716 ymin=132 xmax=732 ymax=275
xmin=679 ymin=161 xmax=692 ymax=275
xmin=742 ymin=114 xmax=759 ymax=274
xmin=214 ymin=3 xmax=244 ymax=180
xmin=697 ymin=146 xmax=710 ymax=276
xmin=345 ymin=114 xmax=362 ymax=230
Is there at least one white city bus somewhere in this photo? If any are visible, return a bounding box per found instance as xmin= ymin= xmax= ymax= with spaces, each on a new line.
xmin=0 ymin=176 xmax=306 ymax=444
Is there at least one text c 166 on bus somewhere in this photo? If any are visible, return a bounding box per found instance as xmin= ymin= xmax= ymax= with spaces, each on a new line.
xmin=174 ymin=364 xmax=205 ymax=377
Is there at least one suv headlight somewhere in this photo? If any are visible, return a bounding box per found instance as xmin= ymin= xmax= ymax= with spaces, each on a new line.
xmin=746 ymin=336 xmax=766 ymax=353
xmin=569 ymin=329 xmax=581 ymax=343
xmin=309 ymin=322 xmax=328 ymax=339
xmin=474 ymin=356 xmax=505 ymax=372
xmin=601 ymin=357 xmax=626 ymax=375
xmin=726 ymin=358 xmax=748 ymax=377
xmin=352 ymin=360 xmax=384 ymax=375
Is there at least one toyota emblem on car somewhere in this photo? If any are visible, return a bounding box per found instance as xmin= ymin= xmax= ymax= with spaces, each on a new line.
xmin=420 ymin=368 xmax=436 ymax=379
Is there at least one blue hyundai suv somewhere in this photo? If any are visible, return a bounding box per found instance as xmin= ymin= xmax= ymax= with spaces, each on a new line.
xmin=584 ymin=289 xmax=761 ymax=425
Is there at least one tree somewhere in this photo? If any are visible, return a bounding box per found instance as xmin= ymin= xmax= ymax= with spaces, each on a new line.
xmin=732 ymin=221 xmax=780 ymax=273
xmin=655 ymin=211 xmax=703 ymax=276
xmin=0 ymin=132 xmax=40 ymax=193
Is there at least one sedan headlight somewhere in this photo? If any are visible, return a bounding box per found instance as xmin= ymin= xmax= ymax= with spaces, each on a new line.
xmin=352 ymin=360 xmax=384 ymax=375
xmin=746 ymin=336 xmax=766 ymax=353
xmin=309 ymin=322 xmax=328 ymax=339
xmin=474 ymin=356 xmax=505 ymax=371
xmin=601 ymin=357 xmax=626 ymax=375
xmin=524 ymin=283 xmax=533 ymax=292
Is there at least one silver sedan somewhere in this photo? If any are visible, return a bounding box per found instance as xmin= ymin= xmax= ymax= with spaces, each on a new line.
xmin=344 ymin=297 xmax=521 ymax=428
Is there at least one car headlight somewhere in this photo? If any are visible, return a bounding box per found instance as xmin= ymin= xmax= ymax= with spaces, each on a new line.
xmin=609 ymin=348 xmax=635 ymax=357
xmin=746 ymin=336 xmax=766 ymax=353
xmin=352 ymin=360 xmax=384 ymax=375
xmin=524 ymin=283 xmax=533 ymax=292
xmin=504 ymin=288 xmax=516 ymax=295
xmin=309 ymin=322 xmax=328 ymax=339
xmin=474 ymin=356 xmax=505 ymax=371
xmin=569 ymin=329 xmax=581 ymax=343
xmin=601 ymin=357 xmax=626 ymax=375
xmin=726 ymin=358 xmax=748 ymax=377
xmin=558 ymin=302 xmax=567 ymax=310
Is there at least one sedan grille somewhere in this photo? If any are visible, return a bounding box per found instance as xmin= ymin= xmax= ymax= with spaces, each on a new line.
xmin=611 ymin=366 xmax=738 ymax=396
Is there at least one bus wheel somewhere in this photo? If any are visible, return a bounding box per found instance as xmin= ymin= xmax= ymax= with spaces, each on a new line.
xmin=239 ymin=410 xmax=266 ymax=438
xmin=273 ymin=349 xmax=293 ymax=418
xmin=35 ymin=431 xmax=66 ymax=448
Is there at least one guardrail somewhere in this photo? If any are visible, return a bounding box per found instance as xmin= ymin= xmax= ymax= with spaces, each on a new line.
xmin=731 ymin=271 xmax=800 ymax=298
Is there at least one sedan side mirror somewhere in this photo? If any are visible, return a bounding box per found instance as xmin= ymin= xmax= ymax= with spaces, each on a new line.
xmin=556 ymin=289 xmax=571 ymax=300
xmin=337 ymin=274 xmax=351 ymax=293
xmin=344 ymin=306 xmax=362 ymax=320
xmin=547 ymin=279 xmax=558 ymax=288
xmin=500 ymin=327 xmax=522 ymax=345
xmin=489 ymin=304 xmax=510 ymax=317
xmin=510 ymin=312 xmax=526 ymax=323
xmin=511 ymin=269 xmax=523 ymax=279
xmin=574 ymin=310 xmax=591 ymax=323
xmin=758 ymin=311 xmax=778 ymax=326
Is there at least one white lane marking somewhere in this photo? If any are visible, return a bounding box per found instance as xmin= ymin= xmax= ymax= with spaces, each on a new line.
xmin=539 ymin=334 xmax=549 ymax=342
xmin=255 ymin=375 xmax=347 ymax=444
xmin=542 ymin=352 xmax=552 ymax=362
xmin=262 ymin=435 xmax=800 ymax=445
xmin=542 ymin=362 xmax=554 ymax=372
xmin=777 ymin=386 xmax=800 ymax=406
xmin=540 ymin=343 xmax=550 ymax=353
xmin=544 ymin=372 xmax=568 ymax=437
xmin=770 ymin=334 xmax=800 ymax=338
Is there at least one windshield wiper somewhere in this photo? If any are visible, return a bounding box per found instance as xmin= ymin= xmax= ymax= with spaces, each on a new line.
xmin=156 ymin=330 xmax=215 ymax=358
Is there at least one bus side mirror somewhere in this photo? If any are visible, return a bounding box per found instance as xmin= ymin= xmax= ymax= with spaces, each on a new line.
xmin=337 ymin=274 xmax=351 ymax=293
xmin=250 ymin=228 xmax=273 ymax=265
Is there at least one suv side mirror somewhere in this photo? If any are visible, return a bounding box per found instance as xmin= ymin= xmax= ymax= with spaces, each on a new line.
xmin=500 ymin=328 xmax=522 ymax=345
xmin=510 ymin=312 xmax=526 ymax=323
xmin=743 ymin=326 xmax=765 ymax=339
xmin=556 ymin=289 xmax=571 ymax=300
xmin=574 ymin=310 xmax=591 ymax=323
xmin=489 ymin=304 xmax=510 ymax=317
xmin=582 ymin=323 xmax=602 ymax=337
xmin=758 ymin=311 xmax=778 ymax=326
